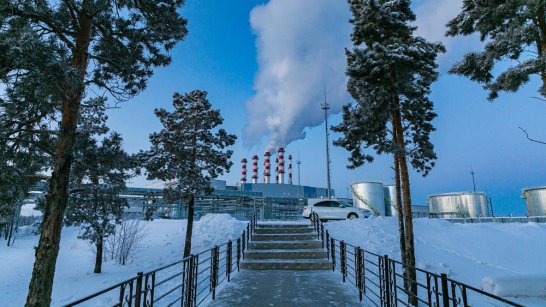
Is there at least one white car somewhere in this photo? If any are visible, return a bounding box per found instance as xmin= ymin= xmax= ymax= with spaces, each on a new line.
xmin=302 ymin=199 xmax=372 ymax=221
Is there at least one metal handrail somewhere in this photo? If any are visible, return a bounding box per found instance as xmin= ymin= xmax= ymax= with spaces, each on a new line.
xmin=65 ymin=211 xmax=257 ymax=307
xmin=309 ymin=212 xmax=523 ymax=307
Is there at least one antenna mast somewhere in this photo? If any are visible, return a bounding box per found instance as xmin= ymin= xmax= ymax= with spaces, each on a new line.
xmin=297 ymin=155 xmax=302 ymax=199
xmin=471 ymin=168 xmax=477 ymax=192
xmin=321 ymin=92 xmax=332 ymax=199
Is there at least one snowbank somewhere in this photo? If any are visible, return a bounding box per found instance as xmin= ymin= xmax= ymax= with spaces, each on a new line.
xmin=326 ymin=217 xmax=546 ymax=304
xmin=482 ymin=275 xmax=546 ymax=297
xmin=0 ymin=214 xmax=247 ymax=306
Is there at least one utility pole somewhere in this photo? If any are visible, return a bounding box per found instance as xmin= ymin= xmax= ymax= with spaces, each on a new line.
xmin=297 ymin=157 xmax=302 ymax=200
xmin=321 ymin=93 xmax=332 ymax=199
xmin=470 ymin=167 xmax=476 ymax=192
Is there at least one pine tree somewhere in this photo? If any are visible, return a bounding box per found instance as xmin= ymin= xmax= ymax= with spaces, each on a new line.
xmin=65 ymin=108 xmax=138 ymax=273
xmin=333 ymin=0 xmax=444 ymax=303
xmin=0 ymin=82 xmax=54 ymax=246
xmin=0 ymin=2 xmax=188 ymax=305
xmin=447 ymin=1 xmax=546 ymax=100
xmin=141 ymin=90 xmax=236 ymax=258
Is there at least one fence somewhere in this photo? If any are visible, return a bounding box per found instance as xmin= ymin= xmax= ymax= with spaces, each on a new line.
xmin=440 ymin=216 xmax=546 ymax=224
xmin=64 ymin=214 xmax=258 ymax=307
xmin=310 ymin=213 xmax=523 ymax=307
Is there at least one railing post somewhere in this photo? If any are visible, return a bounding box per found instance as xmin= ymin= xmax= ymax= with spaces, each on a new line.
xmin=341 ymin=241 xmax=346 ymax=282
xmin=326 ymin=230 xmax=330 ymax=260
xmin=135 ymin=272 xmax=143 ymax=307
xmin=246 ymin=224 xmax=250 ymax=242
xmin=236 ymin=237 xmax=241 ymax=270
xmin=242 ymin=230 xmax=246 ymax=260
xmin=143 ymin=272 xmax=155 ymax=307
xmin=227 ymin=240 xmax=232 ymax=281
xmin=441 ymin=273 xmax=450 ymax=307
xmin=193 ymin=255 xmax=199 ymax=305
xmin=320 ymin=223 xmax=325 ymax=248
xmin=211 ymin=246 xmax=219 ymax=300
xmin=186 ymin=255 xmax=194 ymax=307
xmin=383 ymin=255 xmax=391 ymax=307
xmin=355 ymin=247 xmax=362 ymax=302
xmin=331 ymin=238 xmax=336 ymax=271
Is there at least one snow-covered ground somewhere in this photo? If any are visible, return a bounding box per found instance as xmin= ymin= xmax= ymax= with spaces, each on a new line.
xmin=0 ymin=214 xmax=247 ymax=306
xmin=327 ymin=217 xmax=546 ymax=305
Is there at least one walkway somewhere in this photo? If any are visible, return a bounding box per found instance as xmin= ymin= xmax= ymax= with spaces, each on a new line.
xmin=209 ymin=270 xmax=362 ymax=307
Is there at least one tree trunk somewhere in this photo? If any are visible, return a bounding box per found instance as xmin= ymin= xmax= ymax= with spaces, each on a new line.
xmin=94 ymin=237 xmax=103 ymax=273
xmin=183 ymin=196 xmax=195 ymax=258
xmin=393 ymin=104 xmax=417 ymax=306
xmin=25 ymin=9 xmax=93 ymax=307
xmin=393 ymin=153 xmax=408 ymax=289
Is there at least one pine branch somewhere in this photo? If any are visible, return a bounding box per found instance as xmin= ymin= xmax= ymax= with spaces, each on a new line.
xmin=4 ymin=7 xmax=76 ymax=49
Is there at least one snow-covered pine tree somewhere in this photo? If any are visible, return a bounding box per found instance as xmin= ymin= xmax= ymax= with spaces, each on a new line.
xmin=333 ymin=0 xmax=444 ymax=303
xmin=141 ymin=90 xmax=236 ymax=258
xmin=0 ymin=81 xmax=54 ymax=246
xmin=447 ymin=1 xmax=546 ymax=100
xmin=65 ymin=109 xmax=138 ymax=273
xmin=0 ymin=2 xmax=188 ymax=304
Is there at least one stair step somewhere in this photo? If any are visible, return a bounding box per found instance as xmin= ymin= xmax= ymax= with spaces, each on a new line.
xmin=254 ymin=227 xmax=315 ymax=234
xmin=248 ymin=241 xmax=323 ymax=250
xmin=256 ymin=224 xmax=310 ymax=228
xmin=245 ymin=249 xmax=328 ymax=259
xmin=252 ymin=234 xmax=318 ymax=241
xmin=240 ymin=259 xmax=331 ymax=270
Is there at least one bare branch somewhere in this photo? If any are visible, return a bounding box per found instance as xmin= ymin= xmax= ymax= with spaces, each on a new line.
xmin=519 ymin=126 xmax=546 ymax=145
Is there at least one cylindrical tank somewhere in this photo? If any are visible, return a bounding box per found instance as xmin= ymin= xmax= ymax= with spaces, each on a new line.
xmin=351 ymin=181 xmax=386 ymax=216
xmin=384 ymin=184 xmax=397 ymax=216
xmin=428 ymin=192 xmax=490 ymax=218
xmin=522 ymin=186 xmax=546 ymax=216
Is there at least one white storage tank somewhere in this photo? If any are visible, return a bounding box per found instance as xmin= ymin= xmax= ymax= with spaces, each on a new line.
xmin=351 ymin=181 xmax=386 ymax=216
xmin=522 ymin=186 xmax=546 ymax=216
xmin=428 ymin=192 xmax=490 ymax=218
xmin=384 ymin=184 xmax=397 ymax=216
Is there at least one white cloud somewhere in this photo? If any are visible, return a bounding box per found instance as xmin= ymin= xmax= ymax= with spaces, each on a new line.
xmin=413 ymin=0 xmax=480 ymax=69
xmin=244 ymin=0 xmax=479 ymax=150
xmin=244 ymin=0 xmax=351 ymax=149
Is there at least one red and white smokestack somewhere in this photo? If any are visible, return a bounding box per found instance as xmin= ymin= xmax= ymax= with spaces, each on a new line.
xmin=264 ymin=151 xmax=271 ymax=183
xmin=278 ymin=147 xmax=285 ymax=184
xmin=275 ymin=157 xmax=279 ymax=183
xmin=288 ymin=154 xmax=293 ymax=185
xmin=241 ymin=158 xmax=248 ymax=184
xmin=251 ymin=155 xmax=259 ymax=184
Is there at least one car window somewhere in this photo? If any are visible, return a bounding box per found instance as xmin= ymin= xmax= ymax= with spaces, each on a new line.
xmin=339 ymin=201 xmax=353 ymax=207
xmin=329 ymin=201 xmax=341 ymax=208
xmin=314 ymin=201 xmax=330 ymax=207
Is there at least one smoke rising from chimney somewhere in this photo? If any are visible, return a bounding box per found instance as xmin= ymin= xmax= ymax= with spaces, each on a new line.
xmin=244 ymin=0 xmax=351 ymax=149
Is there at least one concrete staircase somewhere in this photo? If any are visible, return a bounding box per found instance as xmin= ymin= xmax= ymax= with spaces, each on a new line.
xmin=240 ymin=223 xmax=331 ymax=270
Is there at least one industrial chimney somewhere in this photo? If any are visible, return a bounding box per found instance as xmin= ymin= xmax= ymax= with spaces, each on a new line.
xmin=275 ymin=157 xmax=279 ymax=183
xmin=241 ymin=158 xmax=247 ymax=184
xmin=288 ymin=154 xmax=293 ymax=185
xmin=278 ymin=147 xmax=285 ymax=184
xmin=252 ymin=155 xmax=259 ymax=184
xmin=264 ymin=151 xmax=271 ymax=184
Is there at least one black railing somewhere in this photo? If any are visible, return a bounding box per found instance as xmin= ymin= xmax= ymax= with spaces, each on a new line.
xmin=65 ymin=213 xmax=257 ymax=307
xmin=310 ymin=212 xmax=523 ymax=307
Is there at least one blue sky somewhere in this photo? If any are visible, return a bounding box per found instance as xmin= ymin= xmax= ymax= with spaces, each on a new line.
xmin=107 ymin=0 xmax=545 ymax=216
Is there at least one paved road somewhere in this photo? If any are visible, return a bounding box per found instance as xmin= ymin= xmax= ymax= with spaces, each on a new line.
xmin=208 ymin=270 xmax=363 ymax=307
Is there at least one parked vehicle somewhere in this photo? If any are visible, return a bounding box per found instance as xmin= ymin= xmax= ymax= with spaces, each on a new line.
xmin=302 ymin=198 xmax=372 ymax=221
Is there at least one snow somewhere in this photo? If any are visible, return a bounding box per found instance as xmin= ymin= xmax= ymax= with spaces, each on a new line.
xmin=0 ymin=214 xmax=247 ymax=306
xmin=482 ymin=275 xmax=546 ymax=297
xmin=326 ymin=217 xmax=546 ymax=305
